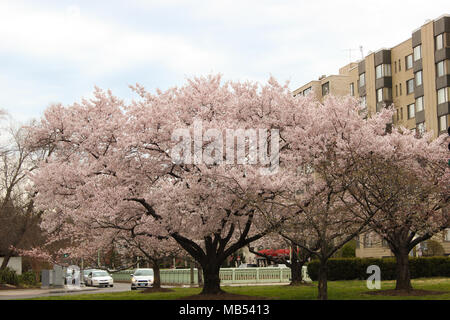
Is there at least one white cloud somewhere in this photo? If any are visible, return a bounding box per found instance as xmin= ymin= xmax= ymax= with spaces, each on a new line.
xmin=0 ymin=2 xmax=228 ymax=77
xmin=0 ymin=0 xmax=449 ymax=122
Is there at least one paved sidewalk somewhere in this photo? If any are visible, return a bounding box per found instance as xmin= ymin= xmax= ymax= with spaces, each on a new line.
xmin=0 ymin=286 xmax=99 ymax=297
xmin=0 ymin=282 xmax=131 ymax=300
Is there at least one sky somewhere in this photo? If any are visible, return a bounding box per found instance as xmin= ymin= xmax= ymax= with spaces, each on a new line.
xmin=0 ymin=0 xmax=448 ymax=123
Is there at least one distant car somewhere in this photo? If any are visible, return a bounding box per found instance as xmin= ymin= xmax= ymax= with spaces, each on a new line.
xmin=131 ymin=268 xmax=154 ymax=290
xmin=82 ymin=269 xmax=99 ymax=285
xmin=272 ymin=264 xmax=287 ymax=268
xmin=238 ymin=263 xmax=258 ymax=268
xmin=85 ymin=270 xmax=114 ymax=287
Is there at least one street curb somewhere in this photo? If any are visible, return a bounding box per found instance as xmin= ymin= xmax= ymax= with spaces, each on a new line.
xmin=47 ymin=288 xmax=100 ymax=294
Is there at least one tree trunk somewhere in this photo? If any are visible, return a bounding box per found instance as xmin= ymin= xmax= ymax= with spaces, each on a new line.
xmin=197 ymin=263 xmax=204 ymax=286
xmin=394 ymin=248 xmax=412 ymax=291
xmin=152 ymin=263 xmax=161 ymax=289
xmin=200 ymin=262 xmax=223 ymax=295
xmin=317 ymin=260 xmax=328 ymax=300
xmin=0 ymin=250 xmax=12 ymax=270
xmin=290 ymin=261 xmax=304 ymax=285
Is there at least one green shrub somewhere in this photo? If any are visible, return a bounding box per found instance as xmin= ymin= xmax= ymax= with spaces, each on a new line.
xmin=18 ymin=271 xmax=38 ymax=286
xmin=0 ymin=268 xmax=19 ymax=286
xmin=341 ymin=243 xmax=356 ymax=258
xmin=306 ymin=257 xmax=450 ymax=281
xmin=423 ymin=240 xmax=445 ymax=257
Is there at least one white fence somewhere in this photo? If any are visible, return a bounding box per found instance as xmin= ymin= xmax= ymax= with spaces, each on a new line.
xmin=112 ymin=266 xmax=311 ymax=285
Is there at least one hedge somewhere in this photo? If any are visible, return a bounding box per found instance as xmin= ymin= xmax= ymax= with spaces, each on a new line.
xmin=0 ymin=268 xmax=19 ymax=286
xmin=18 ymin=271 xmax=38 ymax=286
xmin=306 ymin=257 xmax=450 ymax=281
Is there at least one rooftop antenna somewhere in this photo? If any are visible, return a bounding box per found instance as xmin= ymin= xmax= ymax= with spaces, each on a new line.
xmin=360 ymin=46 xmax=364 ymax=59
xmin=343 ymin=48 xmax=357 ymax=63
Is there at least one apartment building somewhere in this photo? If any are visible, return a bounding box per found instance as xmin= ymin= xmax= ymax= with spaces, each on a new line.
xmin=295 ymin=14 xmax=449 ymax=139
xmin=294 ymin=14 xmax=450 ymax=258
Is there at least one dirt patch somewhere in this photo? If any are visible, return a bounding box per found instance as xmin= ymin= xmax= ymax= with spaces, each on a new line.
xmin=141 ymin=287 xmax=175 ymax=294
xmin=289 ymin=282 xmax=315 ymax=287
xmin=364 ymin=289 xmax=447 ymax=296
xmin=178 ymin=292 xmax=271 ymax=300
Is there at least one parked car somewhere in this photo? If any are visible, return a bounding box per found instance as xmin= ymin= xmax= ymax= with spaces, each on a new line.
xmin=130 ymin=268 xmax=154 ymax=290
xmin=82 ymin=269 xmax=99 ymax=285
xmin=85 ymin=270 xmax=114 ymax=287
xmin=238 ymin=263 xmax=258 ymax=268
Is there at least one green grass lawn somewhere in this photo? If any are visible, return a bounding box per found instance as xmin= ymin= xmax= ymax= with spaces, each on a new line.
xmin=30 ymin=278 xmax=450 ymax=300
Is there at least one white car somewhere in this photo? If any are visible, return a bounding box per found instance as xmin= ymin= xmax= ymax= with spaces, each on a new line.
xmin=131 ymin=268 xmax=154 ymax=290
xmin=82 ymin=269 xmax=99 ymax=285
xmin=86 ymin=270 xmax=114 ymax=287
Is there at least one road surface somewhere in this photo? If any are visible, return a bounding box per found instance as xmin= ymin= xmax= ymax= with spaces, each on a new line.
xmin=0 ymin=282 xmax=131 ymax=300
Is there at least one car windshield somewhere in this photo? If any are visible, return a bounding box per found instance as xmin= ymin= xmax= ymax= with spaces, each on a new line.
xmin=92 ymin=271 xmax=109 ymax=277
xmin=134 ymin=269 xmax=154 ymax=276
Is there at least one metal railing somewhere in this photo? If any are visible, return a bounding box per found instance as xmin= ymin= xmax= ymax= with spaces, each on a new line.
xmin=111 ymin=266 xmax=311 ymax=285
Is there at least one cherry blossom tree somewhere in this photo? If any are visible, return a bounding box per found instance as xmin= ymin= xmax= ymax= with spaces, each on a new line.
xmin=25 ymin=76 xmax=292 ymax=295
xmin=335 ymin=128 xmax=449 ymax=291
xmin=26 ymin=74 xmax=447 ymax=299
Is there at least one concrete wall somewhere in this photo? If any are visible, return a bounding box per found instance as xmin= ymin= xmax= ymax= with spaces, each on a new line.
xmin=0 ymin=257 xmax=22 ymax=275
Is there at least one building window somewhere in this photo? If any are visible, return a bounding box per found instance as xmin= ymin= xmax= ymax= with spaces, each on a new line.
xmin=408 ymin=103 xmax=415 ymax=119
xmin=394 ymin=61 xmax=397 ymax=73
xmin=363 ymin=233 xmax=375 ymax=248
xmin=400 ymin=107 xmax=403 ymax=120
xmin=406 ymin=54 xmax=413 ymax=70
xmin=377 ymin=88 xmax=383 ymax=102
xmin=376 ymin=88 xmax=391 ymax=103
xmin=395 ymin=85 xmax=398 ymax=97
xmin=445 ymin=229 xmax=450 ymax=242
xmin=386 ymin=87 xmax=392 ymax=100
xmin=413 ymin=45 xmax=422 ymax=61
xmin=416 ymin=96 xmax=424 ymax=112
xmin=303 ymin=87 xmax=312 ymax=96
xmin=417 ymin=122 xmax=425 ymax=137
xmin=399 ymin=83 xmax=402 ymax=96
xmin=419 ymin=241 xmax=428 ymax=252
xmin=360 ymin=95 xmax=367 ymax=107
xmin=436 ymin=33 xmax=444 ymax=51
xmin=359 ymin=73 xmax=365 ymax=87
xmin=438 ymin=115 xmax=448 ymax=133
xmin=350 ymin=83 xmax=354 ymax=96
xmin=322 ymin=82 xmax=330 ymax=96
xmin=437 ymin=87 xmax=449 ymax=104
xmin=376 ymin=64 xmax=392 ymax=79
xmin=415 ymin=70 xmax=423 ymax=87
xmin=436 ymin=60 xmax=446 ymax=77
xmin=398 ymin=59 xmax=401 ymax=72
xmin=407 ymin=79 xmax=414 ymax=94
